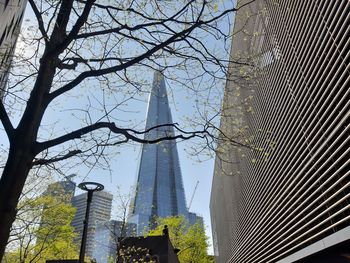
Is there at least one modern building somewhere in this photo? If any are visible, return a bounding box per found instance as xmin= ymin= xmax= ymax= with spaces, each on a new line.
xmin=210 ymin=0 xmax=349 ymax=262
xmin=128 ymin=71 xmax=189 ymax=234
xmin=71 ymin=191 xmax=113 ymax=259
xmin=39 ymin=177 xmax=76 ymax=233
xmin=0 ymin=0 xmax=27 ymax=98
xmin=188 ymin=212 xmax=204 ymax=227
xmin=92 ymin=220 xmax=136 ymax=263
xmin=44 ymin=176 xmax=76 ymax=201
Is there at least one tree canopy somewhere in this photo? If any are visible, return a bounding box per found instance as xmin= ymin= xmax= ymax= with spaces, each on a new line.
xmin=4 ymin=183 xmax=78 ymax=263
xmin=148 ymin=216 xmax=213 ymax=263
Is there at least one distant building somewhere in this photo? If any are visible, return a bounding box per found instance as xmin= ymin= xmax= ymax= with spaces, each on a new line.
xmin=92 ymin=220 xmax=136 ymax=263
xmin=39 ymin=177 xmax=76 ymax=233
xmin=210 ymin=0 xmax=350 ymax=262
xmin=0 ymin=0 xmax=27 ymax=98
xmin=44 ymin=177 xmax=76 ymax=201
xmin=188 ymin=212 xmax=204 ymax=227
xmin=71 ymin=191 xmax=113 ymax=259
xmin=128 ymin=71 xmax=190 ymax=234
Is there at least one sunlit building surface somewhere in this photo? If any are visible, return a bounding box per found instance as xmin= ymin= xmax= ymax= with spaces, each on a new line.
xmin=210 ymin=0 xmax=350 ymax=262
xmin=92 ymin=220 xmax=136 ymax=263
xmin=128 ymin=71 xmax=189 ymax=234
xmin=40 ymin=178 xmax=76 ymax=230
xmin=44 ymin=177 xmax=76 ymax=201
xmin=0 ymin=0 xmax=27 ymax=98
xmin=71 ymin=191 xmax=113 ymax=259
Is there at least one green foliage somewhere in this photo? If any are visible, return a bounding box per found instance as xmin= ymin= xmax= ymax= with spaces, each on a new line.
xmin=4 ymin=189 xmax=78 ymax=263
xmin=118 ymin=245 xmax=152 ymax=263
xmin=148 ymin=216 xmax=213 ymax=263
xmin=34 ymin=195 xmax=78 ymax=261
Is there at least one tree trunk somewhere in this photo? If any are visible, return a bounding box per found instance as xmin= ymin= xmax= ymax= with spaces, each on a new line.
xmin=0 ymin=146 xmax=34 ymax=261
xmin=0 ymin=47 xmax=58 ymax=261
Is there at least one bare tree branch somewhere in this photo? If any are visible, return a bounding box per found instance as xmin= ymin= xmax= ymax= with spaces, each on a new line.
xmin=32 ymin=150 xmax=82 ymax=166
xmin=35 ymin=122 xmax=207 ymax=154
xmin=0 ymin=101 xmax=14 ymax=138
xmin=47 ymin=21 xmax=200 ymax=101
xmin=28 ymin=0 xmax=49 ymax=43
xmin=52 ymin=0 xmax=95 ymax=56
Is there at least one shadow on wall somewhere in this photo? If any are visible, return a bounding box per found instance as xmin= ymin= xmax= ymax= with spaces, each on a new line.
xmin=295 ymin=240 xmax=350 ymax=263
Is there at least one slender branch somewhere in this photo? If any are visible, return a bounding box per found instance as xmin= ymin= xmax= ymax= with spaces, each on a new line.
xmin=75 ymin=21 xmax=163 ymax=40
xmin=0 ymin=101 xmax=14 ymax=138
xmin=47 ymin=17 xmax=210 ymax=102
xmin=7 ymin=72 xmax=38 ymax=90
xmin=35 ymin=122 xmax=207 ymax=153
xmin=32 ymin=150 xmax=82 ymax=166
xmin=75 ymin=0 xmax=196 ymax=39
xmin=53 ymin=0 xmax=95 ymax=55
xmin=28 ymin=0 xmax=49 ymax=43
xmin=92 ymin=0 xmax=195 ymax=22
xmin=48 ymin=0 xmax=74 ymax=49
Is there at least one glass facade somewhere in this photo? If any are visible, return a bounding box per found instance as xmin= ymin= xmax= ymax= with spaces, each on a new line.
xmin=71 ymin=191 xmax=113 ymax=258
xmin=92 ymin=220 xmax=136 ymax=263
xmin=128 ymin=71 xmax=188 ymax=234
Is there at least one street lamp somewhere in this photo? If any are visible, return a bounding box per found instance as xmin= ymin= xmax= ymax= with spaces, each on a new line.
xmin=77 ymin=182 xmax=104 ymax=263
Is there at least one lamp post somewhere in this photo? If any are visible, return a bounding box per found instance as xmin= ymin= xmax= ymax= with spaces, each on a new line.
xmin=78 ymin=182 xmax=104 ymax=263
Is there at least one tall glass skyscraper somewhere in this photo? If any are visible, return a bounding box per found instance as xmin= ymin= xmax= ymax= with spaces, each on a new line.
xmin=128 ymin=71 xmax=189 ymax=234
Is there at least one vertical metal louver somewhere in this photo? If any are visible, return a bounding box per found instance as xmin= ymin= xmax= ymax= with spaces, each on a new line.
xmin=210 ymin=0 xmax=350 ymax=262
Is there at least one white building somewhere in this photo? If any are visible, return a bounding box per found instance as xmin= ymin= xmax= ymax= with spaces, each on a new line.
xmin=71 ymin=191 xmax=113 ymax=259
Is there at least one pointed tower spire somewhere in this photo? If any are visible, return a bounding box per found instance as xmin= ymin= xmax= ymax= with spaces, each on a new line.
xmin=128 ymin=71 xmax=188 ymax=234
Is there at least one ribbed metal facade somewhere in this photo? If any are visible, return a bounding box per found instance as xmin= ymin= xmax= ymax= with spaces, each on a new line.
xmin=210 ymin=0 xmax=350 ymax=262
xmin=0 ymin=0 xmax=27 ymax=98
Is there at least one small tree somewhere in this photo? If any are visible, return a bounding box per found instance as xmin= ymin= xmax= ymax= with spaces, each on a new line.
xmin=148 ymin=216 xmax=213 ymax=263
xmin=3 ymin=180 xmax=78 ymax=263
